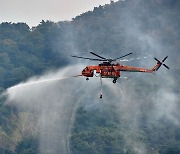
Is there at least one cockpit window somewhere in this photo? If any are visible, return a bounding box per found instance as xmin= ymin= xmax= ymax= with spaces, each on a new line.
xmin=84 ymin=67 xmax=88 ymax=71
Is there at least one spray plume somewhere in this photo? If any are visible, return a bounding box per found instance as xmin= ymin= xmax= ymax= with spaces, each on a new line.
xmin=3 ymin=65 xmax=84 ymax=154
xmin=3 ymin=65 xmax=107 ymax=154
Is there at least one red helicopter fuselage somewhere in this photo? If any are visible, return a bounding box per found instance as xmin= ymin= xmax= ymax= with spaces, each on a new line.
xmin=82 ymin=61 xmax=159 ymax=82
xmin=82 ymin=62 xmax=120 ymax=78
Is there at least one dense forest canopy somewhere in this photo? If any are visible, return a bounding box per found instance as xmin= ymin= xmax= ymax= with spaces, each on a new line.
xmin=0 ymin=0 xmax=180 ymax=153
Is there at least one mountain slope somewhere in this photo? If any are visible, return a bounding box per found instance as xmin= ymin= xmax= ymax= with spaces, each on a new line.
xmin=0 ymin=0 xmax=180 ymax=153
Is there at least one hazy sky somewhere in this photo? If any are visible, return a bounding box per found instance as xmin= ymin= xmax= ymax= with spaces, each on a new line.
xmin=0 ymin=0 xmax=118 ymax=27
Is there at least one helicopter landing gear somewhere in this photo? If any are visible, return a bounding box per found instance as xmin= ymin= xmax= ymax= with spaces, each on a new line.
xmin=86 ymin=77 xmax=89 ymax=81
xmin=113 ymin=78 xmax=117 ymax=84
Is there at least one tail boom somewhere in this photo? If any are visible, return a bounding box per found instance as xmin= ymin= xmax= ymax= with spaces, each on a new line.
xmin=151 ymin=62 xmax=161 ymax=72
xmin=117 ymin=56 xmax=169 ymax=73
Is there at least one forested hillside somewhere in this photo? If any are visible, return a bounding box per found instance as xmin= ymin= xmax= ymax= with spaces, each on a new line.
xmin=0 ymin=0 xmax=180 ymax=153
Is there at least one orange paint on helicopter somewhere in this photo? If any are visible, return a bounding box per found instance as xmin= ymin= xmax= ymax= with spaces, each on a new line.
xmin=72 ymin=52 xmax=169 ymax=98
xmin=81 ymin=62 xmax=162 ymax=79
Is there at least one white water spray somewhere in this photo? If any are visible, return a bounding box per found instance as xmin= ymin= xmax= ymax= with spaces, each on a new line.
xmin=3 ymin=64 xmax=107 ymax=154
xmin=3 ymin=65 xmax=87 ymax=154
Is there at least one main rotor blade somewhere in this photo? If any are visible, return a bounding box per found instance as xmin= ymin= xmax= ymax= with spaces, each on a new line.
xmin=90 ymin=52 xmax=107 ymax=60
xmin=162 ymin=56 xmax=168 ymax=62
xmin=113 ymin=52 xmax=133 ymax=61
xmin=163 ymin=64 xmax=170 ymax=69
xmin=71 ymin=55 xmax=104 ymax=61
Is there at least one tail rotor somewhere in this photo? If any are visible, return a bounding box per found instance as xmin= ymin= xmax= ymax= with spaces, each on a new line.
xmin=154 ymin=56 xmax=170 ymax=71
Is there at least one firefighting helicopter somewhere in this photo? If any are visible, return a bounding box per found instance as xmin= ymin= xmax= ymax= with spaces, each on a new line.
xmin=71 ymin=52 xmax=169 ymax=98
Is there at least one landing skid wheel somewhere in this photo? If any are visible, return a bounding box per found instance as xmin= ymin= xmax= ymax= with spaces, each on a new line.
xmin=86 ymin=78 xmax=89 ymax=81
xmin=113 ymin=79 xmax=117 ymax=84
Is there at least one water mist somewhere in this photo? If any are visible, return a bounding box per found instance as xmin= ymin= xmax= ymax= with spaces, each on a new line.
xmin=4 ymin=65 xmax=97 ymax=154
